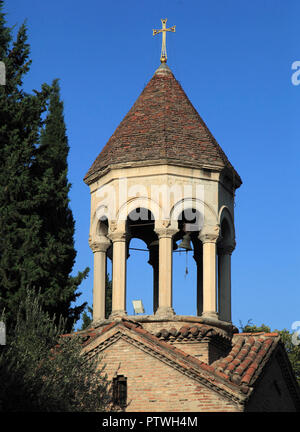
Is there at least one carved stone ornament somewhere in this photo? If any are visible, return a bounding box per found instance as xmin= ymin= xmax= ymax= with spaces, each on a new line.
xmin=109 ymin=221 xmax=117 ymax=232
xmin=155 ymin=226 xmax=178 ymax=239
xmin=162 ymin=219 xmax=171 ymax=228
xmin=199 ymin=225 xmax=220 ymax=243
xmin=89 ymin=239 xmax=111 ymax=253
xmin=108 ymin=231 xmax=127 ymax=243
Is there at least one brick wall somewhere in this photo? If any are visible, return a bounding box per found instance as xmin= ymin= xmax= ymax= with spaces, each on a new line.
xmin=172 ymin=338 xmax=231 ymax=364
xmin=245 ymin=354 xmax=297 ymax=412
xmin=142 ymin=321 xmax=232 ymax=365
xmin=99 ymin=337 xmax=241 ymax=412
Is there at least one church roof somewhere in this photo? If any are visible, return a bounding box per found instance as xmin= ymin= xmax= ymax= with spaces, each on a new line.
xmin=65 ymin=319 xmax=300 ymax=408
xmin=84 ymin=63 xmax=242 ymax=187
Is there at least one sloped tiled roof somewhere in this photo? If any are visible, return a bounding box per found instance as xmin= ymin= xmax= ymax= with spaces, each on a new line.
xmin=84 ymin=63 xmax=241 ymax=186
xmin=67 ymin=319 xmax=297 ymax=404
xmin=211 ymin=332 xmax=280 ymax=387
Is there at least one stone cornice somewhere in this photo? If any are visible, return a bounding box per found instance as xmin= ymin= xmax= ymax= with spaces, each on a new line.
xmin=84 ymin=159 xmax=226 ymax=186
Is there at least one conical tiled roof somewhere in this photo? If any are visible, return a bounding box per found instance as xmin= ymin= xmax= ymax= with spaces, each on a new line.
xmin=84 ymin=63 xmax=241 ymax=187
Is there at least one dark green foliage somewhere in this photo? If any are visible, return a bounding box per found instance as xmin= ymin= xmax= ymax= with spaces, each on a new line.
xmin=0 ymin=3 xmax=47 ymax=326
xmin=31 ymin=78 xmax=89 ymax=330
xmin=0 ymin=289 xmax=112 ymax=412
xmin=0 ymin=2 xmax=88 ymax=331
xmin=239 ymin=320 xmax=271 ymax=333
xmin=81 ymin=305 xmax=93 ymax=330
xmin=277 ymin=328 xmax=300 ymax=386
xmin=239 ymin=320 xmax=300 ymax=386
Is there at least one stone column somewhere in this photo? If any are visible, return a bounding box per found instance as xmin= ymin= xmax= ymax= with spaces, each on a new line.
xmin=108 ymin=230 xmax=127 ymax=318
xmin=89 ymin=238 xmax=111 ymax=323
xmin=193 ymin=251 xmax=203 ymax=316
xmin=148 ymin=241 xmax=159 ymax=314
xmin=218 ymin=244 xmax=234 ymax=322
xmin=155 ymin=227 xmax=178 ymax=317
xmin=199 ymin=225 xmax=220 ymax=319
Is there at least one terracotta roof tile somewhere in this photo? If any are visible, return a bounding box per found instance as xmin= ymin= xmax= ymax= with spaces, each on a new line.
xmin=155 ymin=324 xmax=231 ymax=343
xmin=212 ymin=333 xmax=279 ymax=387
xmin=84 ymin=64 xmax=241 ymax=187
xmin=71 ymin=320 xmax=281 ymax=398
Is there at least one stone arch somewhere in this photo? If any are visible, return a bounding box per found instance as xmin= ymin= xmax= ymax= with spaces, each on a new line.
xmin=170 ymin=198 xmax=218 ymax=232
xmin=96 ymin=218 xmax=109 ymax=237
xmin=90 ymin=205 xmax=110 ymax=239
xmin=117 ymin=196 xmax=161 ymax=225
xmin=218 ymin=206 xmax=235 ymax=246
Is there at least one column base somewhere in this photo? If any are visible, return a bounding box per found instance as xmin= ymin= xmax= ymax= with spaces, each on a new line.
xmin=154 ymin=306 xmax=175 ymax=319
xmin=218 ymin=313 xmax=232 ymax=323
xmin=201 ymin=311 xmax=219 ymax=320
xmin=109 ymin=310 xmax=128 ymax=319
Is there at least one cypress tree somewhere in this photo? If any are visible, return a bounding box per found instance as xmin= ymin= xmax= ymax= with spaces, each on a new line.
xmin=33 ymin=79 xmax=89 ymax=331
xmin=0 ymin=2 xmax=49 ymax=327
xmin=0 ymin=2 xmax=88 ymax=331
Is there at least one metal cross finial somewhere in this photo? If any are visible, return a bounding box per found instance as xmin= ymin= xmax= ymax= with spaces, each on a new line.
xmin=153 ymin=18 xmax=176 ymax=63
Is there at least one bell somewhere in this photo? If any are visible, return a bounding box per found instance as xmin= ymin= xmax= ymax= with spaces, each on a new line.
xmin=178 ymin=233 xmax=192 ymax=251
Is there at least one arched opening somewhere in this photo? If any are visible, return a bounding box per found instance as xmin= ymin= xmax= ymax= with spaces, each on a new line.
xmin=220 ymin=217 xmax=232 ymax=246
xmin=96 ymin=216 xmax=109 ymax=237
xmin=126 ymin=208 xmax=157 ymax=316
xmin=172 ymin=208 xmax=203 ymax=316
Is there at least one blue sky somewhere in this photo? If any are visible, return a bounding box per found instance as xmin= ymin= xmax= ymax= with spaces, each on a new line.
xmin=4 ymin=0 xmax=300 ymax=332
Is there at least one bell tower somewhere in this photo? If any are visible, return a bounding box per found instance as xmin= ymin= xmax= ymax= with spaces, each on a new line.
xmin=84 ymin=22 xmax=241 ymax=332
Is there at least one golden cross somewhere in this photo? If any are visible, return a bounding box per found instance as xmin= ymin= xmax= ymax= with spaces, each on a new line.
xmin=153 ymin=19 xmax=176 ymax=63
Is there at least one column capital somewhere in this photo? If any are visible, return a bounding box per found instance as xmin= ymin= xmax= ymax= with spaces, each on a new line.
xmin=108 ymin=231 xmax=127 ymax=242
xmin=155 ymin=227 xmax=178 ymax=239
xmin=199 ymin=225 xmax=220 ymax=244
xmin=89 ymin=236 xmax=111 ymax=253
